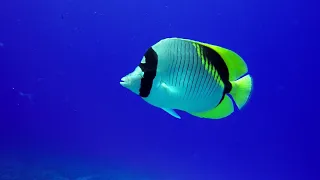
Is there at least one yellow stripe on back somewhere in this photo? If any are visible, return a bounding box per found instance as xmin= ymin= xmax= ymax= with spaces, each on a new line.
xmin=178 ymin=37 xmax=248 ymax=81
xmin=192 ymin=43 xmax=206 ymax=67
xmin=192 ymin=42 xmax=220 ymax=83
xmin=203 ymin=44 xmax=248 ymax=81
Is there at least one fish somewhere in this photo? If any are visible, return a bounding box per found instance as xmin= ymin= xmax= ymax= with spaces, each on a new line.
xmin=120 ymin=37 xmax=253 ymax=120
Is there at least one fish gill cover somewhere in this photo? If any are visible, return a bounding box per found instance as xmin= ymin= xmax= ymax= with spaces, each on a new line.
xmin=0 ymin=0 xmax=318 ymax=180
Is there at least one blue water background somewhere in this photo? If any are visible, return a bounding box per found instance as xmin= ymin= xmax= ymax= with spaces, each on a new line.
xmin=0 ymin=0 xmax=319 ymax=179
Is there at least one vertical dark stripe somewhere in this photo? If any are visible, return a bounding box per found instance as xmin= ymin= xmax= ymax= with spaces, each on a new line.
xmin=168 ymin=48 xmax=174 ymax=85
xmin=138 ymin=47 xmax=158 ymax=98
xmin=203 ymin=64 xmax=212 ymax=98
xmin=198 ymin=47 xmax=212 ymax=100
xmin=182 ymin=41 xmax=189 ymax=90
xmin=177 ymin=41 xmax=185 ymax=88
xmin=204 ymin=64 xmax=215 ymax=97
xmin=202 ymin=63 xmax=213 ymax=99
xmin=208 ymin=74 xmax=220 ymax=97
xmin=172 ymin=42 xmax=179 ymax=86
xmin=168 ymin=43 xmax=174 ymax=85
xmin=190 ymin=45 xmax=202 ymax=100
xmin=200 ymin=44 xmax=231 ymax=104
xmin=193 ymin=45 xmax=205 ymax=100
xmin=210 ymin=67 xmax=219 ymax=95
xmin=176 ymin=41 xmax=183 ymax=87
xmin=209 ymin=67 xmax=217 ymax=96
xmin=186 ymin=44 xmax=198 ymax=98
xmin=183 ymin=43 xmax=192 ymax=99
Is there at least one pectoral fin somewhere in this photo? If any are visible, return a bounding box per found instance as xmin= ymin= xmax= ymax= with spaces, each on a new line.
xmin=162 ymin=108 xmax=181 ymax=119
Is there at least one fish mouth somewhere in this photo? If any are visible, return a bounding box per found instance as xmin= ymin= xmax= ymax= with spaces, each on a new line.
xmin=120 ymin=77 xmax=128 ymax=86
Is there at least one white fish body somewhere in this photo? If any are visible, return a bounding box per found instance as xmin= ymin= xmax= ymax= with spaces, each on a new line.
xmin=121 ymin=38 xmax=253 ymax=120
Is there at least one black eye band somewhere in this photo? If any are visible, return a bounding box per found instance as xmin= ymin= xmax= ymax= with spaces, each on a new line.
xmin=138 ymin=47 xmax=158 ymax=98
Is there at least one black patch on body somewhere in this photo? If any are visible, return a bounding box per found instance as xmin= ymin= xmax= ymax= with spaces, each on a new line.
xmin=200 ymin=45 xmax=232 ymax=104
xmin=138 ymin=47 xmax=158 ymax=97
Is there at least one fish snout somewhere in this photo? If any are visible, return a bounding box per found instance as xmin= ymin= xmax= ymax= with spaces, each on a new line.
xmin=120 ymin=76 xmax=130 ymax=87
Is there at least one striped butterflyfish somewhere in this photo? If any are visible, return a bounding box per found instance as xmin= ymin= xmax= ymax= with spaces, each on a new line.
xmin=120 ymin=37 xmax=253 ymax=119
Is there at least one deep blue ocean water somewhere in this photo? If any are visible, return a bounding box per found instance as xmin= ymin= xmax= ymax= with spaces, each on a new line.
xmin=0 ymin=0 xmax=319 ymax=179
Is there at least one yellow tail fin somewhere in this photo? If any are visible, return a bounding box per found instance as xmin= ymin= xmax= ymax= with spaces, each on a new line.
xmin=230 ymin=74 xmax=253 ymax=109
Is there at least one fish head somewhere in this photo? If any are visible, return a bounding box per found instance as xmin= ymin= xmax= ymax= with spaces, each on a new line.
xmin=120 ymin=66 xmax=144 ymax=95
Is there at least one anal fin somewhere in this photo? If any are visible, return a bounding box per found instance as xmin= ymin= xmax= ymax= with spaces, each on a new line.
xmin=190 ymin=96 xmax=234 ymax=119
xmin=162 ymin=108 xmax=181 ymax=119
